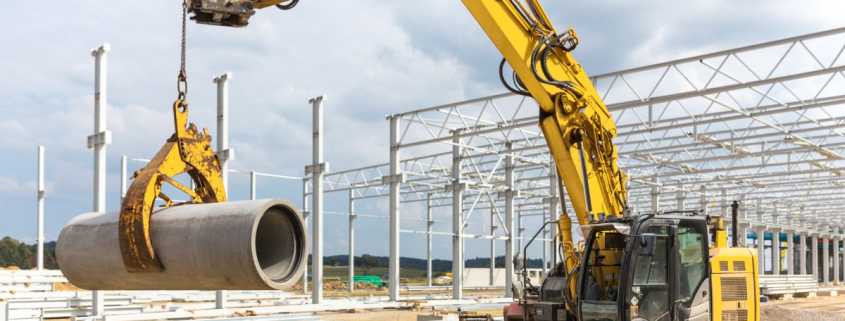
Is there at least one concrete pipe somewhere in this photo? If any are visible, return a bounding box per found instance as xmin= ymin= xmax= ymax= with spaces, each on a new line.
xmin=57 ymin=199 xmax=306 ymax=290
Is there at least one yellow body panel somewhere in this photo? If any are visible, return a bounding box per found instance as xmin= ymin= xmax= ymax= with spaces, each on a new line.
xmin=710 ymin=247 xmax=760 ymax=321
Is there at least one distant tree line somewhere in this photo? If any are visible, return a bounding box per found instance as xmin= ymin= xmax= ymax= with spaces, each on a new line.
xmin=0 ymin=237 xmax=58 ymax=269
xmin=0 ymin=235 xmax=543 ymax=272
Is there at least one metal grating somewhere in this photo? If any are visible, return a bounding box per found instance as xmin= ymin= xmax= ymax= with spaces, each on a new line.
xmin=733 ymin=261 xmax=746 ymax=272
xmin=720 ymin=261 xmax=730 ymax=272
xmin=722 ymin=310 xmax=749 ymax=321
xmin=720 ymin=277 xmax=748 ymax=301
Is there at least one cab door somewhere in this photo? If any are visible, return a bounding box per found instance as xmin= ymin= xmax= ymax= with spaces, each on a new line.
xmin=625 ymin=221 xmax=673 ymax=321
xmin=672 ymin=220 xmax=711 ymax=321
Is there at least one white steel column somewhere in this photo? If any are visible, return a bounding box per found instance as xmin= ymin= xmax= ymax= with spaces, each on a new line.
xmin=830 ymin=235 xmax=839 ymax=284
xmin=120 ymin=155 xmax=128 ymax=198
xmin=518 ymin=208 xmax=524 ymax=253
xmin=426 ymin=193 xmax=433 ymax=288
xmin=387 ymin=115 xmax=401 ymax=302
xmin=547 ymin=164 xmax=559 ymax=271
xmin=772 ymin=228 xmax=781 ymax=275
xmin=738 ymin=194 xmax=747 ymax=247
xmin=214 ymin=73 xmax=232 ymax=190
xmin=307 ymin=96 xmax=327 ymax=304
xmin=676 ymin=187 xmax=685 ymax=210
xmin=823 ymin=235 xmax=830 ymax=285
xmin=786 ymin=229 xmax=794 ymax=275
xmin=812 ymin=234 xmax=820 ymax=281
xmin=699 ymin=185 xmax=707 ymax=215
xmin=756 ymin=226 xmax=765 ymax=276
xmin=489 ymin=205 xmax=496 ymax=287
xmin=348 ymin=189 xmax=356 ymax=292
xmin=214 ymin=72 xmax=232 ymax=309
xmin=800 ymin=232 xmax=808 ymax=275
xmin=504 ymin=142 xmax=516 ymax=298
xmin=301 ymin=178 xmax=309 ymax=294
xmin=650 ymin=176 xmax=660 ymax=213
xmin=36 ymin=145 xmax=45 ymax=270
xmin=450 ymin=130 xmax=465 ymax=300
xmin=249 ymin=171 xmax=257 ymax=200
xmin=89 ymin=44 xmax=110 ymax=317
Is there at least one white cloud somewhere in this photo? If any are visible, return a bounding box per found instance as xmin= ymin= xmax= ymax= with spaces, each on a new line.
xmin=0 ymin=176 xmax=34 ymax=195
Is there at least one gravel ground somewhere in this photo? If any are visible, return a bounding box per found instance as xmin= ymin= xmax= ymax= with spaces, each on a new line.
xmin=762 ymin=296 xmax=845 ymax=321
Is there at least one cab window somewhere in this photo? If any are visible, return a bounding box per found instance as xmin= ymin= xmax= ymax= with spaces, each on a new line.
xmin=629 ymin=225 xmax=670 ymax=321
xmin=676 ymin=224 xmax=707 ymax=302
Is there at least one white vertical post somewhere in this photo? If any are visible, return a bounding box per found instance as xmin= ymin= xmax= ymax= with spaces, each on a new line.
xmin=387 ymin=116 xmax=401 ymax=302
xmin=89 ymin=44 xmax=110 ymax=317
xmin=699 ymin=185 xmax=707 ymax=215
xmin=823 ymin=235 xmax=830 ymax=285
xmin=517 ymin=207 xmax=524 ymax=257
xmin=426 ymin=194 xmax=434 ymax=288
xmin=548 ymin=163 xmax=558 ymax=271
xmin=451 ymin=130 xmax=464 ymax=300
xmin=772 ymin=228 xmax=781 ymax=275
xmin=542 ymin=217 xmax=548 ymax=276
xmin=650 ymin=177 xmax=660 ymax=213
xmin=676 ymin=187 xmax=685 ymax=210
xmin=214 ymin=73 xmax=232 ymax=190
xmin=214 ymin=72 xmax=232 ymax=310
xmin=812 ymin=233 xmax=820 ymax=281
xmin=800 ymin=232 xmax=808 ymax=275
xmin=489 ymin=206 xmax=496 ymax=287
xmin=504 ymin=142 xmax=515 ymax=298
xmin=756 ymin=226 xmax=765 ymax=276
xmin=120 ymin=155 xmax=128 ymax=198
xmin=786 ymin=229 xmax=794 ymax=275
xmin=830 ymin=235 xmax=839 ymax=284
xmin=249 ymin=171 xmax=257 ymax=200
xmin=348 ymin=188 xmax=355 ymax=292
xmin=36 ymin=145 xmax=45 ymax=270
xmin=301 ymin=178 xmax=309 ymax=294
xmin=308 ymin=96 xmax=326 ymax=304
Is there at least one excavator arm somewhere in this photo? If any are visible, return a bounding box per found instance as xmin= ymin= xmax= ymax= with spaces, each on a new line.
xmin=461 ymin=0 xmax=628 ymax=288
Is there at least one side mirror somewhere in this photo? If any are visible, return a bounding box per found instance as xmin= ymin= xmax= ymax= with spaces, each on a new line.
xmin=639 ymin=233 xmax=657 ymax=256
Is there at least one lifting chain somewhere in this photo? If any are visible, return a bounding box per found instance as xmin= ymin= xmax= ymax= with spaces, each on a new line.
xmin=177 ymin=0 xmax=188 ymax=102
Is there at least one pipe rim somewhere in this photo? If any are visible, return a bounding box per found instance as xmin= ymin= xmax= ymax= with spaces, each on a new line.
xmin=250 ymin=200 xmax=308 ymax=289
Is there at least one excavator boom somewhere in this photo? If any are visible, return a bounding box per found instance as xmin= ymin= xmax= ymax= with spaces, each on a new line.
xmin=462 ymin=0 xmax=628 ymax=278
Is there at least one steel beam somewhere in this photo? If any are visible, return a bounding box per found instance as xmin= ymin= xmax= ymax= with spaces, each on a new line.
xmin=214 ymin=72 xmax=231 ymax=310
xmin=89 ymin=44 xmax=110 ymax=317
xmin=36 ymin=145 xmax=45 ymax=270
xmin=307 ymin=96 xmax=326 ymax=304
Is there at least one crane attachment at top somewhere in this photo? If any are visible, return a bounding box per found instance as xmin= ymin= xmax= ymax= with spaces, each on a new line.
xmin=187 ymin=0 xmax=298 ymax=27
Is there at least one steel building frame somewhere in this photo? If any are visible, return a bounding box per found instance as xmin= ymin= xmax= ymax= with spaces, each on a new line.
xmin=300 ymin=27 xmax=845 ymax=300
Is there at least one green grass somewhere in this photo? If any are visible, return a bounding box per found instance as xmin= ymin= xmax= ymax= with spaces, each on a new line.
xmin=322 ymin=265 xmax=432 ymax=278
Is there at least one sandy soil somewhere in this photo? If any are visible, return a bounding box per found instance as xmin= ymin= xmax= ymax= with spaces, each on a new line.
xmin=762 ymin=296 xmax=845 ymax=321
xmin=318 ymin=308 xmax=501 ymax=321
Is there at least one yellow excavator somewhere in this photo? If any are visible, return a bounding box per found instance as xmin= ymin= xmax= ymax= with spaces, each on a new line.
xmin=72 ymin=1 xmax=761 ymax=321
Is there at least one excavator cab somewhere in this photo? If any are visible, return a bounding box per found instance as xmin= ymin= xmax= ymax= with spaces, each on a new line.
xmin=575 ymin=215 xmax=712 ymax=321
xmin=566 ymin=213 xmax=756 ymax=321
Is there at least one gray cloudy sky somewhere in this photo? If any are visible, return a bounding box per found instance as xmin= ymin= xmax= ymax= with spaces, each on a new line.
xmin=0 ymin=1 xmax=842 ymax=260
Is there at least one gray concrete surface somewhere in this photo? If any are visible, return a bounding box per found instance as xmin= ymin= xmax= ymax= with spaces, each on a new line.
xmin=56 ymin=199 xmax=306 ymax=290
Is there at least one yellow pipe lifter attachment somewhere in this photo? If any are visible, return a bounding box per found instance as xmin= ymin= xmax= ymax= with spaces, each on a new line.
xmin=119 ymin=99 xmax=227 ymax=273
